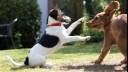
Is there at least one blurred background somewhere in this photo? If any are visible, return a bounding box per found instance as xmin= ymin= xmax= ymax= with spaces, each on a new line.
xmin=0 ymin=0 xmax=127 ymax=50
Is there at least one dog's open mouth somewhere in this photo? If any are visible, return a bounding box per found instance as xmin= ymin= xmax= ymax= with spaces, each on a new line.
xmin=93 ymin=25 xmax=100 ymax=28
xmin=88 ymin=24 xmax=100 ymax=28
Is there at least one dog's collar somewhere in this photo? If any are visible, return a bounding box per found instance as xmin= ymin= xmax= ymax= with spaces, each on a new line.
xmin=48 ymin=23 xmax=61 ymax=27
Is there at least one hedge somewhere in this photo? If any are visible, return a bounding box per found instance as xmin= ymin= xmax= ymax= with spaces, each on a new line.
xmin=0 ymin=0 xmax=41 ymax=49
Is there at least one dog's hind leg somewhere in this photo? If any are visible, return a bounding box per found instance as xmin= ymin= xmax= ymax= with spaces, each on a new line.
xmin=67 ymin=17 xmax=84 ymax=35
xmin=117 ymin=32 xmax=127 ymax=58
xmin=29 ymin=55 xmax=46 ymax=68
xmin=42 ymin=61 xmax=53 ymax=69
xmin=40 ymin=59 xmax=53 ymax=69
xmin=117 ymin=31 xmax=127 ymax=69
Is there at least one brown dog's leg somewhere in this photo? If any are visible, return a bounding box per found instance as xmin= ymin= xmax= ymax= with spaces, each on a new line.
xmin=117 ymin=31 xmax=127 ymax=69
xmin=93 ymin=42 xmax=113 ymax=64
xmin=93 ymin=33 xmax=114 ymax=64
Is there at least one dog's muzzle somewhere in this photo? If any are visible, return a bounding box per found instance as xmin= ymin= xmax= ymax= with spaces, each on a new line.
xmin=61 ymin=16 xmax=71 ymax=24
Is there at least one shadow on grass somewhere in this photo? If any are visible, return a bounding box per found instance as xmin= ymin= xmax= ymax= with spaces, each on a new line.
xmin=61 ymin=64 xmax=125 ymax=71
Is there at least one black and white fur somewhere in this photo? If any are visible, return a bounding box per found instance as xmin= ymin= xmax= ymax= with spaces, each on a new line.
xmin=7 ymin=9 xmax=91 ymax=68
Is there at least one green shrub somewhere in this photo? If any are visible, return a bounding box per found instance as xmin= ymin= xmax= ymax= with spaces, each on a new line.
xmin=0 ymin=0 xmax=41 ymax=49
xmin=83 ymin=29 xmax=104 ymax=43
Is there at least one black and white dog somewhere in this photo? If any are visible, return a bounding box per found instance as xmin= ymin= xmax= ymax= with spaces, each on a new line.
xmin=7 ymin=9 xmax=90 ymax=68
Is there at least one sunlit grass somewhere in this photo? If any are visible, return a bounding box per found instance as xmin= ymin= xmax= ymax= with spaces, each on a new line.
xmin=0 ymin=42 xmax=122 ymax=72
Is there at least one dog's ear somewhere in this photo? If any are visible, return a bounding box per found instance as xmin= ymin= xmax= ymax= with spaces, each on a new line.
xmin=104 ymin=1 xmax=120 ymax=14
xmin=105 ymin=9 xmax=117 ymax=23
xmin=49 ymin=9 xmax=58 ymax=20
xmin=54 ymin=4 xmax=59 ymax=10
xmin=53 ymin=4 xmax=61 ymax=15
xmin=104 ymin=1 xmax=120 ymax=22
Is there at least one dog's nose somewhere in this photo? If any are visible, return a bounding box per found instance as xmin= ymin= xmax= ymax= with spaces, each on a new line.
xmin=86 ymin=21 xmax=90 ymax=24
xmin=86 ymin=21 xmax=91 ymax=27
xmin=87 ymin=21 xmax=92 ymax=24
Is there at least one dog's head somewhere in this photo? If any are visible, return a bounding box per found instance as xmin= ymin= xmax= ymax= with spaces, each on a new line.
xmin=87 ymin=1 xmax=120 ymax=31
xmin=49 ymin=9 xmax=71 ymax=24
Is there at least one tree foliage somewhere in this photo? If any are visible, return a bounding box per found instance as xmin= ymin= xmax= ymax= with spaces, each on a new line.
xmin=0 ymin=0 xmax=41 ymax=49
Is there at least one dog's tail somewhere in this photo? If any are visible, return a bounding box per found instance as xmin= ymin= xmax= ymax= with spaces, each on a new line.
xmin=6 ymin=56 xmax=26 ymax=68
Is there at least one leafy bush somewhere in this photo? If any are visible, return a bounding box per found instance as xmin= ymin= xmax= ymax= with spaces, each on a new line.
xmin=82 ymin=28 xmax=104 ymax=43
xmin=0 ymin=0 xmax=41 ymax=49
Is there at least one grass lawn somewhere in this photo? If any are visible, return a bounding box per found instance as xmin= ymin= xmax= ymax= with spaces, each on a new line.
xmin=0 ymin=42 xmax=125 ymax=72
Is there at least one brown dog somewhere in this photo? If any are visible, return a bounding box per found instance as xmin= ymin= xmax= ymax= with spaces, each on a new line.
xmin=87 ymin=1 xmax=127 ymax=69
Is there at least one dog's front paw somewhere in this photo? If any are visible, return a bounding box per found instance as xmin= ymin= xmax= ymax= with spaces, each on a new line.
xmin=85 ymin=36 xmax=91 ymax=40
xmin=91 ymin=59 xmax=102 ymax=64
xmin=80 ymin=36 xmax=91 ymax=41
xmin=78 ymin=17 xmax=85 ymax=23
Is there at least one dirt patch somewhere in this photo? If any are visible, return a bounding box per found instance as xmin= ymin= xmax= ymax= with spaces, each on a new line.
xmin=59 ymin=62 xmax=126 ymax=72
xmin=55 ymin=57 xmax=127 ymax=72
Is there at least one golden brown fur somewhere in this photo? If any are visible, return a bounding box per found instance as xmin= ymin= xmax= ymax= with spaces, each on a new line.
xmin=87 ymin=1 xmax=127 ymax=69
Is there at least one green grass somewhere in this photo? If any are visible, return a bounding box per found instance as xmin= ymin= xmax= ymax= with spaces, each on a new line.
xmin=0 ymin=42 xmax=123 ymax=72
